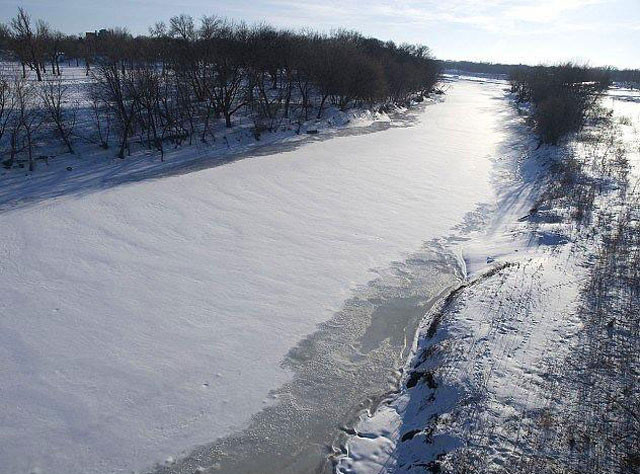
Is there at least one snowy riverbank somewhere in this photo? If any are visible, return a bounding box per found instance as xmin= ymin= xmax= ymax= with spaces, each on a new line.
xmin=336 ymin=86 xmax=640 ymax=473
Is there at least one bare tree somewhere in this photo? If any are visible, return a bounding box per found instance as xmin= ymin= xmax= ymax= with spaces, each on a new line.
xmin=169 ymin=14 xmax=196 ymax=42
xmin=129 ymin=65 xmax=172 ymax=160
xmin=0 ymin=22 xmax=11 ymax=52
xmin=246 ymin=25 xmax=291 ymax=129
xmin=149 ymin=21 xmax=170 ymax=75
xmin=13 ymin=76 xmax=42 ymax=170
xmin=40 ymin=27 xmax=64 ymax=76
xmin=0 ymin=74 xmax=16 ymax=146
xmin=88 ymin=91 xmax=112 ymax=149
xmin=92 ymin=61 xmax=138 ymax=158
xmin=208 ymin=21 xmax=250 ymax=128
xmin=10 ymin=8 xmax=43 ymax=81
xmin=41 ymin=79 xmax=78 ymax=153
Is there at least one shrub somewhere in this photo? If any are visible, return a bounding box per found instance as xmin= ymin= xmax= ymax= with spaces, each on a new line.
xmin=510 ymin=63 xmax=611 ymax=145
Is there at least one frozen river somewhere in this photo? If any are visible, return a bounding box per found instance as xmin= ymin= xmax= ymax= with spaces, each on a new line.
xmin=0 ymin=78 xmax=514 ymax=473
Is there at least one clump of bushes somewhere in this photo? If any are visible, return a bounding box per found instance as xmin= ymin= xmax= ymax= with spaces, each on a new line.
xmin=510 ymin=63 xmax=611 ymax=145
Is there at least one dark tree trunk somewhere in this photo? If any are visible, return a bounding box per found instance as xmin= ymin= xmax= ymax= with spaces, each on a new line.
xmin=317 ymin=95 xmax=328 ymax=119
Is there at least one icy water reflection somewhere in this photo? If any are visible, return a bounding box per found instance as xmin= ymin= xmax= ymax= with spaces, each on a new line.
xmin=154 ymin=243 xmax=463 ymax=474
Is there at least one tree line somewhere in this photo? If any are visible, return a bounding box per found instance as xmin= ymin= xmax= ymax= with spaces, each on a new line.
xmin=0 ymin=8 xmax=440 ymax=168
xmin=611 ymin=68 xmax=640 ymax=88
xmin=442 ymin=60 xmax=640 ymax=92
xmin=439 ymin=60 xmax=524 ymax=76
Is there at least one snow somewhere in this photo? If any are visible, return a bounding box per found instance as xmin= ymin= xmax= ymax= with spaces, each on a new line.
xmin=336 ymin=80 xmax=557 ymax=473
xmin=605 ymin=86 xmax=640 ymax=180
xmin=336 ymin=83 xmax=640 ymax=474
xmin=0 ymin=64 xmax=404 ymax=212
xmin=0 ymin=78 xmax=510 ymax=474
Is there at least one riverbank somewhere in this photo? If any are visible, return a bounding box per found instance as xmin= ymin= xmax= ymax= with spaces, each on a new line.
xmin=336 ymin=85 xmax=640 ymax=473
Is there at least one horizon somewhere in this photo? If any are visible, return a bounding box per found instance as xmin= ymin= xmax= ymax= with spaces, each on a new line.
xmin=1 ymin=0 xmax=639 ymax=70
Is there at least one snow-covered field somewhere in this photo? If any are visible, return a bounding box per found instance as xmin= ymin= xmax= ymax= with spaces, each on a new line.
xmin=0 ymin=78 xmax=516 ymax=474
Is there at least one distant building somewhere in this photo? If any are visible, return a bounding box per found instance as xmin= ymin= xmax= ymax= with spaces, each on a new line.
xmin=85 ymin=29 xmax=109 ymax=40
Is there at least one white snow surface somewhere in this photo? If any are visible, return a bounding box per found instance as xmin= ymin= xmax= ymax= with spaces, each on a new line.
xmin=0 ymin=79 xmax=510 ymax=474
xmin=336 ymin=85 xmax=640 ymax=474
xmin=605 ymin=87 xmax=640 ymax=180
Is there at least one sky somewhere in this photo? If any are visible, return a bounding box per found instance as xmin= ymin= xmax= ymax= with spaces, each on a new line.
xmin=1 ymin=0 xmax=639 ymax=69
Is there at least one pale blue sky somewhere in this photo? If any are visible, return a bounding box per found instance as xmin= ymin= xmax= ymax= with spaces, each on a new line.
xmin=2 ymin=0 xmax=639 ymax=68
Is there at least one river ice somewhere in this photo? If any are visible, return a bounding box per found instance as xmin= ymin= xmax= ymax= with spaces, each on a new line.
xmin=0 ymin=78 xmax=511 ymax=473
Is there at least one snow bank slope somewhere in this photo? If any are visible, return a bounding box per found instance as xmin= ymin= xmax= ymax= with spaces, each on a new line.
xmin=1 ymin=79 xmax=507 ymax=474
xmin=337 ymin=86 xmax=640 ymax=474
